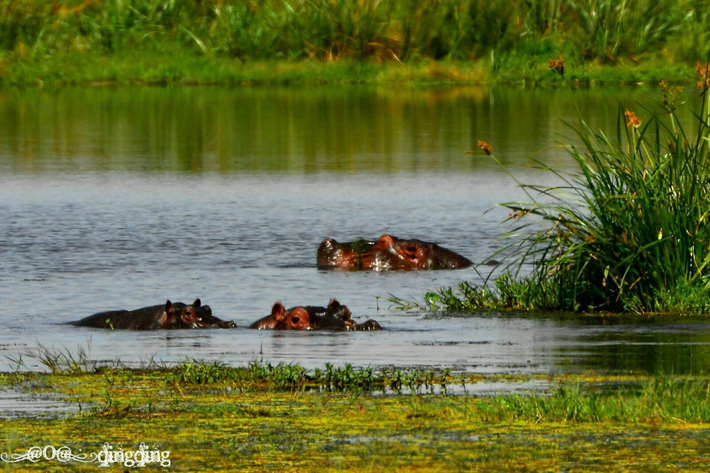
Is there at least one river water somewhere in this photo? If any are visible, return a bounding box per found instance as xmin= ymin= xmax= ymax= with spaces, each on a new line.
xmin=1 ymin=85 xmax=709 ymax=376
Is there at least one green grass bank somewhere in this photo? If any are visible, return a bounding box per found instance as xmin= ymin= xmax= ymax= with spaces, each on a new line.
xmin=0 ymin=0 xmax=708 ymax=86
xmin=1 ymin=360 xmax=710 ymax=470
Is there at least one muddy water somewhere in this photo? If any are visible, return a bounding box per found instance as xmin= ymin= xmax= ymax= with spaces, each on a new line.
xmin=1 ymin=85 xmax=709 ymax=377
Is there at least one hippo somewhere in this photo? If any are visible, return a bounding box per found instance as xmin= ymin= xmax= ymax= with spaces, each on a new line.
xmin=248 ymin=299 xmax=352 ymax=330
xmin=317 ymin=234 xmax=473 ymax=271
xmin=249 ymin=301 xmax=381 ymax=331
xmin=70 ymin=299 xmax=237 ymax=330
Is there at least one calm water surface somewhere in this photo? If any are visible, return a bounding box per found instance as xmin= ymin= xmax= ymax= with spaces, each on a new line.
xmin=1 ymin=85 xmax=709 ymax=377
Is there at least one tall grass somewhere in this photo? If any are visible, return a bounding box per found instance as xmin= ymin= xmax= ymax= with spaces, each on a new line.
xmin=392 ymin=65 xmax=710 ymax=314
xmin=569 ymin=0 xmax=681 ymax=63
xmin=488 ymin=65 xmax=710 ymax=313
xmin=0 ymin=0 xmax=708 ymax=66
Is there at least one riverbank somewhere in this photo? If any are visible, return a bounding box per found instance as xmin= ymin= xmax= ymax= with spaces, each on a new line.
xmin=0 ymin=52 xmax=698 ymax=88
xmin=1 ymin=360 xmax=709 ymax=470
xmin=1 ymin=0 xmax=706 ymax=88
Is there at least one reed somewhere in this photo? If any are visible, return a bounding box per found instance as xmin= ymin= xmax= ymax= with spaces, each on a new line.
xmin=400 ymin=64 xmax=710 ymax=314
xmin=497 ymin=72 xmax=710 ymax=313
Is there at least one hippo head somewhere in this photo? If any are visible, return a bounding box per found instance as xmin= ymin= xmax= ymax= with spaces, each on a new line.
xmin=317 ymin=238 xmax=374 ymax=270
xmin=366 ymin=235 xmax=425 ymax=270
xmin=270 ymin=302 xmax=352 ymax=331
xmin=174 ymin=299 xmax=237 ymax=329
xmin=249 ymin=299 xmax=352 ymax=329
xmin=318 ymin=235 xmax=472 ymax=270
xmin=370 ymin=235 xmax=472 ymax=270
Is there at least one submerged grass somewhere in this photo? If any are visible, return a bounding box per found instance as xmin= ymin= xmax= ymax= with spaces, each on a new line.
xmin=1 ymin=361 xmax=709 ymax=470
xmin=0 ymin=0 xmax=707 ymax=86
xmin=406 ymin=62 xmax=710 ymax=315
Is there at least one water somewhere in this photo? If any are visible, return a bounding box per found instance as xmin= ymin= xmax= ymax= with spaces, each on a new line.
xmin=1 ymin=85 xmax=709 ymax=376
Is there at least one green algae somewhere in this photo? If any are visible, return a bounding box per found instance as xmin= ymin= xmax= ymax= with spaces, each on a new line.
xmin=1 ymin=363 xmax=709 ymax=471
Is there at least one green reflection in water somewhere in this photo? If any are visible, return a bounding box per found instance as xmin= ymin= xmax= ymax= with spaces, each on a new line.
xmin=555 ymin=316 xmax=710 ymax=375
xmin=0 ymin=85 xmax=692 ymax=174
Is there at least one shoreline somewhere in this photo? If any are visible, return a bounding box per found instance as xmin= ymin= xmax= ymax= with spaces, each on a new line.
xmin=0 ymin=55 xmax=698 ymax=89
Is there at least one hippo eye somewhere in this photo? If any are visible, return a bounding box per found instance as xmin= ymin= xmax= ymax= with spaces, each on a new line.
xmin=291 ymin=317 xmax=301 ymax=325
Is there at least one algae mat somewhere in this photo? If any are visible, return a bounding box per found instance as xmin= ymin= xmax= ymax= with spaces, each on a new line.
xmin=1 ymin=368 xmax=709 ymax=471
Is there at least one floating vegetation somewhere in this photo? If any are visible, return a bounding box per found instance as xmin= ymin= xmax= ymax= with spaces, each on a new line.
xmin=0 ymin=360 xmax=709 ymax=470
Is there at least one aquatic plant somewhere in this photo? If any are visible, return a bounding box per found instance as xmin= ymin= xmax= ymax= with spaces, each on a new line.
xmin=399 ymin=62 xmax=710 ymax=314
xmin=498 ymin=69 xmax=710 ymax=312
xmin=25 ymin=341 xmax=98 ymax=374
xmin=3 ymin=366 xmax=710 ymax=470
xmin=424 ymin=273 xmax=561 ymax=311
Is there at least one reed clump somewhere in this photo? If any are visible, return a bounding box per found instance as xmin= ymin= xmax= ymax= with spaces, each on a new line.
xmin=500 ymin=73 xmax=710 ymax=313
xmin=421 ymin=69 xmax=710 ymax=314
xmin=401 ymin=65 xmax=710 ymax=314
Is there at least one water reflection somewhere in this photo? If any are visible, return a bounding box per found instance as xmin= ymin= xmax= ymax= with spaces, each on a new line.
xmin=0 ymin=86 xmax=694 ymax=174
xmin=555 ymin=320 xmax=710 ymax=375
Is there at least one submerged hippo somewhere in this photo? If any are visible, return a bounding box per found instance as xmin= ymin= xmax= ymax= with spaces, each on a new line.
xmin=248 ymin=299 xmax=352 ymax=330
xmin=249 ymin=301 xmax=381 ymax=331
xmin=70 ymin=299 xmax=237 ymax=330
xmin=317 ymin=234 xmax=473 ymax=271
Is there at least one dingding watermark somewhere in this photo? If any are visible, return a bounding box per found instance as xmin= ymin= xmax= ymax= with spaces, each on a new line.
xmin=1 ymin=443 xmax=171 ymax=467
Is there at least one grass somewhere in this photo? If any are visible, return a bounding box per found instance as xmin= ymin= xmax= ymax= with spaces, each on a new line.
xmin=0 ymin=0 xmax=708 ymax=86
xmin=400 ymin=62 xmax=710 ymax=315
xmin=1 ymin=359 xmax=709 ymax=470
xmin=391 ymin=272 xmax=563 ymax=312
xmin=14 ymin=344 xmax=457 ymax=394
xmin=507 ymin=78 xmax=710 ymax=314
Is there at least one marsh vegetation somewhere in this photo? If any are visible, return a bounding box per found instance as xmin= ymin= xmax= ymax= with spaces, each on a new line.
xmin=1 ymin=0 xmax=708 ymax=85
xmin=396 ymin=65 xmax=710 ymax=315
xmin=1 ymin=359 xmax=710 ymax=470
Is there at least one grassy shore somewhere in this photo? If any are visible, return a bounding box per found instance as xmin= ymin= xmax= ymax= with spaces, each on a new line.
xmin=0 ymin=0 xmax=707 ymax=87
xmin=1 ymin=360 xmax=709 ymax=470
xmin=0 ymin=50 xmax=698 ymax=87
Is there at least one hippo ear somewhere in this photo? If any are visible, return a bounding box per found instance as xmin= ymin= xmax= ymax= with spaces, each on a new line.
xmin=165 ymin=300 xmax=173 ymax=312
xmin=271 ymin=302 xmax=288 ymax=322
xmin=376 ymin=234 xmax=396 ymax=249
xmin=327 ymin=299 xmax=341 ymax=310
xmin=192 ymin=298 xmax=201 ymax=308
xmin=341 ymin=306 xmax=352 ymax=322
